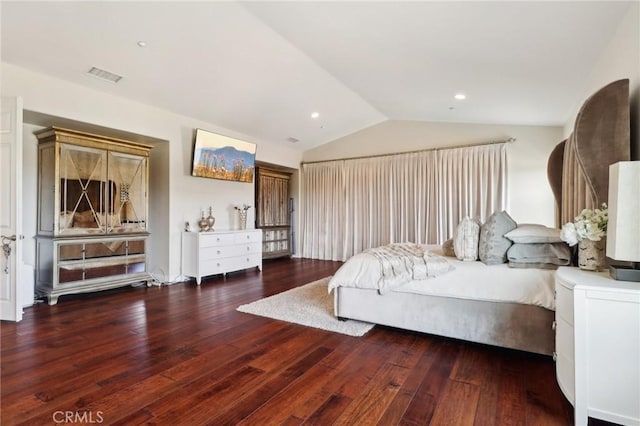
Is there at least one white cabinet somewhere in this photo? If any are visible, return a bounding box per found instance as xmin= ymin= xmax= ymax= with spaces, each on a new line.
xmin=555 ymin=267 xmax=640 ymax=426
xmin=182 ymin=230 xmax=262 ymax=284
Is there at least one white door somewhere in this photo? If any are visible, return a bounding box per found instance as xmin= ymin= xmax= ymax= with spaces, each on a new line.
xmin=0 ymin=96 xmax=23 ymax=322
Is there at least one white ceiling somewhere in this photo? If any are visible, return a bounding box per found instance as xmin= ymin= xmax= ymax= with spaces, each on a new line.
xmin=0 ymin=1 xmax=631 ymax=150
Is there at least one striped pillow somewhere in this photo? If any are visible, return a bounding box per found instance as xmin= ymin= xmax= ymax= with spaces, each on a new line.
xmin=453 ymin=217 xmax=481 ymax=261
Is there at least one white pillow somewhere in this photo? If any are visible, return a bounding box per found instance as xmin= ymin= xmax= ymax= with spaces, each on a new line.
xmin=504 ymin=224 xmax=562 ymax=244
xmin=453 ymin=217 xmax=481 ymax=261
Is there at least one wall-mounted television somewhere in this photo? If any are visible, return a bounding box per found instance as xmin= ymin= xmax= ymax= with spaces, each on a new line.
xmin=191 ymin=128 xmax=256 ymax=183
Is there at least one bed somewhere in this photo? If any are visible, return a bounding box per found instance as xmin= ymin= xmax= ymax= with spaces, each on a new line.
xmin=330 ymin=245 xmax=556 ymax=355
xmin=329 ymin=79 xmax=631 ymax=356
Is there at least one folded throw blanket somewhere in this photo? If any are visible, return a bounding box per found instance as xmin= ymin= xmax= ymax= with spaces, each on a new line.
xmin=365 ymin=243 xmax=454 ymax=294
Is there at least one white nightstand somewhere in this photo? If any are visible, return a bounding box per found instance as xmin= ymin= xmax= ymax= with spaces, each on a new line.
xmin=555 ymin=267 xmax=640 ymax=426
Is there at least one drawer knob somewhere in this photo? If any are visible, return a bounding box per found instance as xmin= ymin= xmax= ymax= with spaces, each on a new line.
xmin=217 ymin=250 xmax=221 ymax=255
xmin=247 ymin=247 xmax=250 ymax=251
xmin=247 ymin=235 xmax=250 ymax=239
xmin=216 ymin=263 xmax=220 ymax=267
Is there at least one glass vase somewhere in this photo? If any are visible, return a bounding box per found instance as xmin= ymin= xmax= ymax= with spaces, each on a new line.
xmin=578 ymin=238 xmax=605 ymax=271
xmin=238 ymin=210 xmax=247 ymax=230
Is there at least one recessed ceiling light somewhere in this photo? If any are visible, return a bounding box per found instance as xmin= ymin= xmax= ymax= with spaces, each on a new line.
xmin=137 ymin=41 xmax=147 ymax=48
xmin=311 ymin=112 xmax=320 ymax=119
xmin=454 ymin=93 xmax=466 ymax=100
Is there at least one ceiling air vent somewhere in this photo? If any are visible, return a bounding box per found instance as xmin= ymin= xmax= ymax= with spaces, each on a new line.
xmin=287 ymin=137 xmax=300 ymax=144
xmin=87 ymin=66 xmax=123 ymax=83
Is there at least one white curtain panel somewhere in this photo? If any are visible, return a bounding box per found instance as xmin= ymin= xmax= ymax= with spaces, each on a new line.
xmin=436 ymin=144 xmax=507 ymax=243
xmin=300 ymin=143 xmax=507 ymax=261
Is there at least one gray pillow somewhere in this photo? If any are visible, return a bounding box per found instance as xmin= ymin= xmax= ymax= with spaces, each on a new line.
xmin=507 ymin=262 xmax=560 ymax=270
xmin=504 ymin=224 xmax=563 ymax=243
xmin=479 ymin=210 xmax=517 ymax=265
xmin=507 ymin=242 xmax=571 ymax=266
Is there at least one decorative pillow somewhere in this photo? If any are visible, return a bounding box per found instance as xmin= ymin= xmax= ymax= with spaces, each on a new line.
xmin=453 ymin=217 xmax=481 ymax=261
xmin=442 ymin=239 xmax=455 ymax=257
xmin=74 ymin=210 xmax=98 ymax=228
xmin=507 ymin=262 xmax=560 ymax=270
xmin=59 ymin=211 xmax=74 ymax=229
xmin=479 ymin=210 xmax=517 ymax=265
xmin=507 ymin=242 xmax=571 ymax=267
xmin=504 ymin=224 xmax=563 ymax=244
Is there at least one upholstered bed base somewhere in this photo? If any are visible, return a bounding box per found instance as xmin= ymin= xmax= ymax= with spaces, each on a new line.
xmin=334 ymin=287 xmax=554 ymax=356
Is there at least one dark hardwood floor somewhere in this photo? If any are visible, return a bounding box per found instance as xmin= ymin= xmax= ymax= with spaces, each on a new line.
xmin=1 ymin=258 xmax=575 ymax=425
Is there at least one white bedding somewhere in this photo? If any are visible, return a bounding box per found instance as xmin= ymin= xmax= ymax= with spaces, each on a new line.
xmin=328 ymin=245 xmax=556 ymax=310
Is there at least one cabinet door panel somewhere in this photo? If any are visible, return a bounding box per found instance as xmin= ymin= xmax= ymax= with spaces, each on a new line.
xmin=108 ymin=151 xmax=148 ymax=233
xmin=257 ymin=173 xmax=289 ymax=226
xmin=58 ymin=144 xmax=108 ymax=235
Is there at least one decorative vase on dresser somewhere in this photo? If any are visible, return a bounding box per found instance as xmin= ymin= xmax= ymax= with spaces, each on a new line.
xmin=35 ymin=127 xmax=153 ymax=305
xmin=577 ymin=238 xmax=605 ymax=271
xmin=554 ymin=267 xmax=640 ymax=425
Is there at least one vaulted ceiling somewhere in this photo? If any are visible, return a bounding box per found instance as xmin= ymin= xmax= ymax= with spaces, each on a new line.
xmin=1 ymin=1 xmax=632 ymax=150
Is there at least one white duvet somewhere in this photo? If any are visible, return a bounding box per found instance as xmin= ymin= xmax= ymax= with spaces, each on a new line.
xmin=328 ymin=245 xmax=556 ymax=310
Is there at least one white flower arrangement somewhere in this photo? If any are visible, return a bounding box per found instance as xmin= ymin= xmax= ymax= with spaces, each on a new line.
xmin=560 ymin=203 xmax=608 ymax=247
xmin=234 ymin=204 xmax=251 ymax=211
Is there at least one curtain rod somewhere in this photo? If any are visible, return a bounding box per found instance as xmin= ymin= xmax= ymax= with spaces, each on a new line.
xmin=301 ymin=137 xmax=516 ymax=165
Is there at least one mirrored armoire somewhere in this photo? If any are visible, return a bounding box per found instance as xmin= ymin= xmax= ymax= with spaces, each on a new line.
xmin=35 ymin=127 xmax=153 ymax=305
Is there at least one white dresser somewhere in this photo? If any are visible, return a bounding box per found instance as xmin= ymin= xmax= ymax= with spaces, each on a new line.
xmin=182 ymin=230 xmax=262 ymax=284
xmin=555 ymin=267 xmax=640 ymax=426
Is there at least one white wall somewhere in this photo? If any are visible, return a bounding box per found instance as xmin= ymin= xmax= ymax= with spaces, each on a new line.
xmin=302 ymin=120 xmax=563 ymax=227
xmin=2 ymin=63 xmax=303 ymax=281
xmin=563 ymin=2 xmax=640 ymax=159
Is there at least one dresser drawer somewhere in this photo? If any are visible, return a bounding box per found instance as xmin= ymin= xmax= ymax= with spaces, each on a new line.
xmin=199 ymin=233 xmax=235 ymax=247
xmin=555 ymin=316 xmax=575 ymax=404
xmin=229 ymin=242 xmax=262 ymax=256
xmin=200 ymin=242 xmax=261 ymax=260
xmin=556 ymin=351 xmax=575 ymax=404
xmin=234 ymin=231 xmax=262 ymax=244
xmin=555 ymin=280 xmax=574 ymax=325
xmin=200 ymin=253 xmax=261 ymax=276
xmin=225 ymin=253 xmax=262 ymax=272
xmin=555 ymin=318 xmax=574 ymax=361
xmin=200 ymin=246 xmax=228 ymax=261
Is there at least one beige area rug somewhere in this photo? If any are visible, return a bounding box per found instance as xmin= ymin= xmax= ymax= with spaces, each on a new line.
xmin=237 ymin=277 xmax=375 ymax=337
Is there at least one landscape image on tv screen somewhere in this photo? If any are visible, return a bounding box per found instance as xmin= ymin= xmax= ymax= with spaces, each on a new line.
xmin=192 ymin=129 xmax=256 ymax=183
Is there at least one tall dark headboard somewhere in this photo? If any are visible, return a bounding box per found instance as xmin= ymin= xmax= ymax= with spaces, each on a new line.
xmin=548 ymin=79 xmax=630 ymax=225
